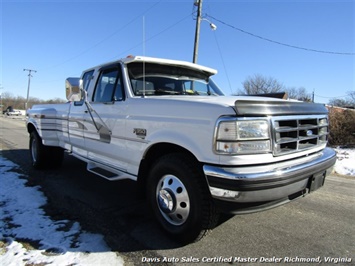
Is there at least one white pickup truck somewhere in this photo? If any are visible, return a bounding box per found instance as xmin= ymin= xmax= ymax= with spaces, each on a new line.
xmin=26 ymin=56 xmax=336 ymax=243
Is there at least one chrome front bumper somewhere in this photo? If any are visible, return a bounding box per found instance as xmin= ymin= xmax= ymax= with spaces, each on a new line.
xmin=203 ymin=148 xmax=336 ymax=205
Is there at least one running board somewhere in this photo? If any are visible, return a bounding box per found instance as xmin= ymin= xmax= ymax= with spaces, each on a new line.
xmin=87 ymin=162 xmax=136 ymax=181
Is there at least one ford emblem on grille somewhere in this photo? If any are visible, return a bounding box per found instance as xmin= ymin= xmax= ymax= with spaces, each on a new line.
xmin=306 ymin=130 xmax=313 ymax=136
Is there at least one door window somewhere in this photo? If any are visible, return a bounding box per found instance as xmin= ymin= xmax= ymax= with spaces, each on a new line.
xmin=94 ymin=67 xmax=124 ymax=102
xmin=75 ymin=70 xmax=94 ymax=106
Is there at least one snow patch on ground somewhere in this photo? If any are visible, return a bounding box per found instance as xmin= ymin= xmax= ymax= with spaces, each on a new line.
xmin=0 ymin=155 xmax=124 ymax=266
xmin=333 ymin=147 xmax=355 ymax=176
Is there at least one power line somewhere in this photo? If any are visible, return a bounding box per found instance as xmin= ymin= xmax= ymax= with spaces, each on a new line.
xmin=111 ymin=12 xmax=193 ymax=60
xmin=206 ymin=14 xmax=355 ymax=56
xmin=314 ymin=93 xmax=349 ymax=99
xmin=41 ymin=1 xmax=163 ymax=71
xmin=212 ymin=31 xmax=233 ymax=94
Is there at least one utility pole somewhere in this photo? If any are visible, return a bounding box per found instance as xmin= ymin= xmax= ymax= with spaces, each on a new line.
xmin=312 ymin=89 xmax=315 ymax=103
xmin=23 ymin=68 xmax=37 ymax=110
xmin=193 ymin=0 xmax=203 ymax=63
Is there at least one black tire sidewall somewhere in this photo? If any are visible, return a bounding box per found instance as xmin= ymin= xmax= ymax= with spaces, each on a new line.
xmin=29 ymin=131 xmax=64 ymax=169
xmin=30 ymin=131 xmax=44 ymax=168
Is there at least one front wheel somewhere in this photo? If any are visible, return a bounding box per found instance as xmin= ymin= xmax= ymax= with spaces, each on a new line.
xmin=147 ymin=153 xmax=218 ymax=243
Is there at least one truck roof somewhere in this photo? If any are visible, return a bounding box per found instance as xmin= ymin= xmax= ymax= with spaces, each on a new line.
xmin=83 ymin=56 xmax=218 ymax=76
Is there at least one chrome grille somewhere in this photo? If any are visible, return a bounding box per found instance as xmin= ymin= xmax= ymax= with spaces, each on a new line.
xmin=272 ymin=115 xmax=329 ymax=156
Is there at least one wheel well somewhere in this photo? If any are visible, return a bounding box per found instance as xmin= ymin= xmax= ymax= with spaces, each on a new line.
xmin=137 ymin=143 xmax=200 ymax=196
xmin=27 ymin=123 xmax=37 ymax=134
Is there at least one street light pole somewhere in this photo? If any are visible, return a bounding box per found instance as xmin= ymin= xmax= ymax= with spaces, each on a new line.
xmin=193 ymin=0 xmax=203 ymax=64
xmin=23 ymin=68 xmax=37 ymax=110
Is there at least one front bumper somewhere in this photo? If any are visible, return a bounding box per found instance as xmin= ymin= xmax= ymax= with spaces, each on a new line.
xmin=203 ymin=148 xmax=336 ymax=213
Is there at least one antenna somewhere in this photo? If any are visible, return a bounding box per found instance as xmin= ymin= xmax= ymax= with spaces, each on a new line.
xmin=142 ymin=16 xmax=146 ymax=98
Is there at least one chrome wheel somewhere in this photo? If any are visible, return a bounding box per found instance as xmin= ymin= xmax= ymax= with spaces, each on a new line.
xmin=148 ymin=153 xmax=218 ymax=243
xmin=156 ymin=174 xmax=190 ymax=226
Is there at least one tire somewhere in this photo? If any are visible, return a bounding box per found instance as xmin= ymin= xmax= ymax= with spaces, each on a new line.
xmin=147 ymin=153 xmax=218 ymax=244
xmin=29 ymin=131 xmax=64 ymax=169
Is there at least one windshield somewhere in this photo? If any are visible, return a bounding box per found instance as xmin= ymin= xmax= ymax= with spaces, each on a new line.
xmin=127 ymin=62 xmax=224 ymax=96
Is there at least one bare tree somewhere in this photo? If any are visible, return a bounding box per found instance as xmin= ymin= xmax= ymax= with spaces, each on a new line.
xmin=239 ymin=74 xmax=284 ymax=95
xmin=328 ymin=91 xmax=355 ymax=108
xmin=285 ymin=87 xmax=312 ymax=102
xmin=236 ymin=74 xmax=316 ymax=103
xmin=1 ymin=92 xmax=65 ymax=110
xmin=348 ymin=91 xmax=355 ymax=102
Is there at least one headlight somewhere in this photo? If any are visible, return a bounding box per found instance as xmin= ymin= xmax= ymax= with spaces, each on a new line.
xmin=215 ymin=119 xmax=271 ymax=154
xmin=237 ymin=120 xmax=269 ymax=139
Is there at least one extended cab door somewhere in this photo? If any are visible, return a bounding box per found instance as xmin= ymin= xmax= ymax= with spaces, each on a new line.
xmin=83 ymin=64 xmax=128 ymax=172
xmin=68 ymin=70 xmax=94 ymax=158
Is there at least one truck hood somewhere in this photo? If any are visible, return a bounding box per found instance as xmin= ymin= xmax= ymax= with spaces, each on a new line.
xmin=145 ymin=95 xmax=328 ymax=116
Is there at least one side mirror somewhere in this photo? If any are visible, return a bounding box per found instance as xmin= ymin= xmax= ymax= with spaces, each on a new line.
xmin=65 ymin=77 xmax=83 ymax=102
